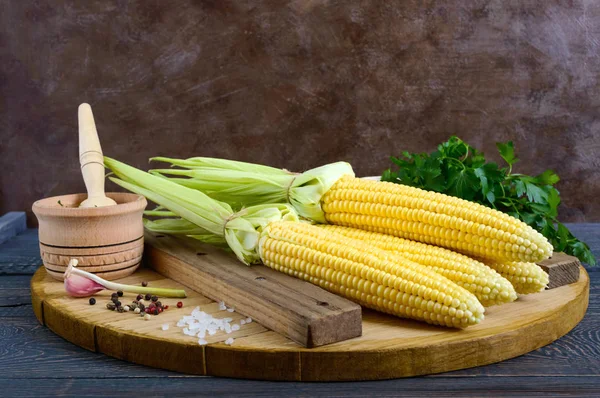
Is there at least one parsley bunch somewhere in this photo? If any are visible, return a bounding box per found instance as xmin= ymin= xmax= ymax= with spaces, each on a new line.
xmin=381 ymin=136 xmax=595 ymax=265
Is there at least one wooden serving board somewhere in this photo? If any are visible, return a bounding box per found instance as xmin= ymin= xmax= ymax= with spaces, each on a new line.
xmin=31 ymin=262 xmax=589 ymax=381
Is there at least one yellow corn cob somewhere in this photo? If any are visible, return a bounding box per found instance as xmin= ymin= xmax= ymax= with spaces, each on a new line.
xmin=321 ymin=177 xmax=553 ymax=263
xmin=319 ymin=225 xmax=517 ymax=306
xmin=480 ymin=260 xmax=549 ymax=294
xmin=259 ymin=221 xmax=485 ymax=328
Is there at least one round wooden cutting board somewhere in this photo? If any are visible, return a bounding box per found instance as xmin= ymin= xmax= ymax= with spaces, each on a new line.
xmin=30 ymin=266 xmax=589 ymax=381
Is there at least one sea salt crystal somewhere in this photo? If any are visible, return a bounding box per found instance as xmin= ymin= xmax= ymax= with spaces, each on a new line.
xmin=177 ymin=306 xmax=243 ymax=340
xmin=245 ymin=317 xmax=252 ymax=323
xmin=218 ymin=301 xmax=227 ymax=311
xmin=188 ymin=323 xmax=202 ymax=331
xmin=240 ymin=320 xmax=246 ymax=325
xmin=198 ymin=338 xmax=208 ymax=346
xmin=225 ymin=338 xmax=234 ymax=345
xmin=183 ymin=328 xmax=196 ymax=336
xmin=161 ymin=324 xmax=169 ymax=331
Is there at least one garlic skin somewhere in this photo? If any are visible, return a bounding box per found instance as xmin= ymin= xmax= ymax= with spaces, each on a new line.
xmin=64 ymin=259 xmax=105 ymax=297
xmin=62 ymin=258 xmax=186 ymax=298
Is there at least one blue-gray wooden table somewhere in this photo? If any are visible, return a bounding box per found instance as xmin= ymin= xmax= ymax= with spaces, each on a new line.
xmin=1 ymin=225 xmax=598 ymax=397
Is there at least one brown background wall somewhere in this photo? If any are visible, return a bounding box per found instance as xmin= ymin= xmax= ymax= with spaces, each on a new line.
xmin=1 ymin=0 xmax=599 ymax=226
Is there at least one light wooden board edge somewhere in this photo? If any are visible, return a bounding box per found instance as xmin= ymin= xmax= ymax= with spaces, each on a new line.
xmin=30 ymin=266 xmax=590 ymax=381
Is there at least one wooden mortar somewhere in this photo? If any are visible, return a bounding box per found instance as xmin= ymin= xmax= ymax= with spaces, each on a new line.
xmin=32 ymin=104 xmax=147 ymax=281
xmin=32 ymin=192 xmax=147 ymax=280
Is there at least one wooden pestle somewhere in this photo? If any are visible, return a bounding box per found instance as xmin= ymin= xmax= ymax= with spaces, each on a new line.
xmin=78 ymin=103 xmax=117 ymax=208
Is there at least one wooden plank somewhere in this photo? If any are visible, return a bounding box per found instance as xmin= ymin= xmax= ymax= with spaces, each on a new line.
xmin=538 ymin=252 xmax=582 ymax=289
xmin=144 ymin=231 xmax=363 ymax=348
xmin=0 ymin=275 xmax=31 ymax=307
xmin=0 ymin=212 xmax=26 ymax=245
xmin=0 ymin=229 xmax=41 ymax=275
xmin=0 ymin=318 xmax=175 ymax=378
xmin=2 ymin=376 xmax=600 ymax=397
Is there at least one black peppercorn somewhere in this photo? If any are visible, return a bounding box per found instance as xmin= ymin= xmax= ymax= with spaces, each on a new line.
xmin=155 ymin=301 xmax=162 ymax=308
xmin=138 ymin=303 xmax=145 ymax=311
xmin=136 ymin=294 xmax=143 ymax=301
xmin=89 ymin=297 xmax=96 ymax=305
xmin=114 ymin=300 xmax=121 ymax=307
xmin=153 ymin=308 xmax=159 ymax=315
xmin=117 ymin=290 xmax=123 ymax=297
xmin=145 ymin=293 xmax=152 ymax=301
xmin=111 ymin=292 xmax=118 ymax=299
xmin=106 ymin=303 xmax=116 ymax=310
xmin=151 ymin=295 xmax=158 ymax=302
xmin=142 ymin=281 xmax=148 ymax=287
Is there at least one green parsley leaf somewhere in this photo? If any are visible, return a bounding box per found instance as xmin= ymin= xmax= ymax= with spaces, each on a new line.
xmin=447 ymin=169 xmax=479 ymax=200
xmin=496 ymin=141 xmax=519 ymax=167
xmin=536 ymin=170 xmax=560 ymax=186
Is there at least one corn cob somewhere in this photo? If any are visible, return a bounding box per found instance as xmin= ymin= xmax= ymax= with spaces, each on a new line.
xmin=322 ymin=176 xmax=553 ymax=263
xmin=261 ymin=221 xmax=484 ymax=328
xmin=105 ymin=157 xmax=485 ymax=328
xmin=319 ymin=225 xmax=517 ymax=306
xmin=150 ymin=158 xmax=553 ymax=264
xmin=479 ymin=260 xmax=549 ymax=294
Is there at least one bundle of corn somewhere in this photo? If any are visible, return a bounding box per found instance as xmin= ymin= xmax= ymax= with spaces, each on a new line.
xmin=319 ymin=225 xmax=547 ymax=296
xmin=105 ymin=157 xmax=485 ymax=328
xmin=149 ymin=157 xmax=553 ymax=264
xmin=318 ymin=225 xmax=518 ymax=304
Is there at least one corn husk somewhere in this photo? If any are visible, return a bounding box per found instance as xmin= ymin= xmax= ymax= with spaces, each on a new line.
xmin=150 ymin=157 xmax=355 ymax=223
xmin=104 ymin=157 xmax=298 ymax=264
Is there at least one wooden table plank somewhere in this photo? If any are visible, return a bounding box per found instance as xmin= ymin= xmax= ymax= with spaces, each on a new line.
xmin=0 ymin=275 xmax=32 ymax=307
xmin=0 ymin=376 xmax=599 ymax=398
xmin=0 ymin=212 xmax=26 ymax=245
xmin=0 ymin=229 xmax=41 ymax=275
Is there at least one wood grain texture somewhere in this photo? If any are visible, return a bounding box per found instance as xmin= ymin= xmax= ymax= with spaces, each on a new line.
xmin=539 ymin=252 xmax=582 ymax=289
xmin=32 ymin=192 xmax=146 ymax=247
xmin=30 ymin=260 xmax=589 ymax=381
xmin=0 ymin=230 xmax=40 ymax=275
xmin=3 ymin=226 xmax=600 ymax=395
xmin=145 ymin=232 xmax=363 ymax=348
xmin=0 ymin=273 xmax=600 ymax=378
xmin=0 ymin=212 xmax=26 ymax=245
xmin=1 ymin=1 xmax=600 ymax=226
xmin=32 ymin=192 xmax=146 ymax=280
xmin=1 ymin=377 xmax=600 ymax=398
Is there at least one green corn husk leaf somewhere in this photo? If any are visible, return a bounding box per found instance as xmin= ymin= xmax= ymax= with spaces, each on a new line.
xmin=144 ymin=209 xmax=178 ymax=217
xmin=143 ymin=217 xmax=210 ymax=236
xmin=104 ymin=157 xmax=299 ymax=264
xmin=144 ymin=218 xmax=230 ymax=247
xmin=150 ymin=157 xmax=355 ymax=223
xmin=151 ymin=156 xmax=292 ymax=175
